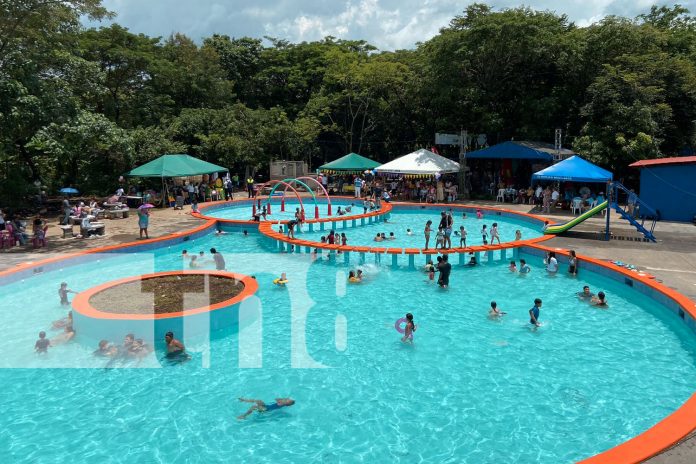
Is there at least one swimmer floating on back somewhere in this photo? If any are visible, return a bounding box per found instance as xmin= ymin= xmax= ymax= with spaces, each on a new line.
xmin=237 ymin=397 xmax=295 ymax=420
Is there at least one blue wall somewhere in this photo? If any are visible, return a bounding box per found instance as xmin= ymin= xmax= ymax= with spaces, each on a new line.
xmin=638 ymin=164 xmax=696 ymax=222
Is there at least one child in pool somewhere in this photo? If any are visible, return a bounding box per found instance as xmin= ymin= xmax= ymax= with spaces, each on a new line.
xmin=35 ymin=331 xmax=50 ymax=353
xmin=58 ymin=282 xmax=76 ymax=305
xmin=435 ymin=229 xmax=444 ymax=249
xmin=406 ymin=228 xmax=413 ymax=236
xmin=459 ymin=226 xmax=467 ymax=248
xmin=274 ymin=273 xmax=288 ymax=285
xmin=490 ymin=223 xmax=500 ymax=245
xmin=509 ymin=261 xmax=517 ymax=272
xmin=401 ymin=313 xmax=416 ymax=343
xmin=515 ymin=230 xmax=522 ymax=241
xmin=476 ymin=209 xmax=483 ymax=219
xmin=591 ymin=291 xmax=609 ymax=307
xmin=481 ymin=225 xmax=488 ymax=245
xmin=488 ymin=301 xmax=506 ymax=318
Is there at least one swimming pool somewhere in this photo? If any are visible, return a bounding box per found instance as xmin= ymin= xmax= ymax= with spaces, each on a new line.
xmin=1 ymin=219 xmax=695 ymax=462
xmin=291 ymin=208 xmax=543 ymax=248
xmin=199 ymin=197 xmax=365 ymax=222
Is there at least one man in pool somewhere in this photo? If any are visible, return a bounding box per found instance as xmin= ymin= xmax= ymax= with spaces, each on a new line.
xmin=165 ymin=331 xmax=186 ymax=355
xmin=237 ymin=397 xmax=295 ymax=420
xmin=578 ymin=285 xmax=594 ymax=300
xmin=210 ymin=247 xmax=226 ymax=270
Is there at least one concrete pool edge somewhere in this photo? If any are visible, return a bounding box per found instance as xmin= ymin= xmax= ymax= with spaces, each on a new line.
xmin=0 ymin=207 xmax=694 ymax=463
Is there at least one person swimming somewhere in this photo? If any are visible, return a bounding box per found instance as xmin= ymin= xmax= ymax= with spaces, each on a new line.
xmin=237 ymin=397 xmax=295 ymax=420
xmin=578 ymin=285 xmax=594 ymax=300
xmin=406 ymin=228 xmax=413 ymax=235
xmin=509 ymin=261 xmax=517 ymax=272
xmin=488 ymin=301 xmax=506 ymax=318
xmin=348 ymin=270 xmax=361 ymax=283
xmin=591 ymin=291 xmax=608 ymax=307
xmin=94 ymin=340 xmax=117 ymax=357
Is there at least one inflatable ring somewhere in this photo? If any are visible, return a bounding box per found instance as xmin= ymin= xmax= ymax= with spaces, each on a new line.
xmin=395 ymin=317 xmax=413 ymax=339
xmin=273 ymin=278 xmax=288 ymax=285
xmin=348 ymin=277 xmax=361 ymax=283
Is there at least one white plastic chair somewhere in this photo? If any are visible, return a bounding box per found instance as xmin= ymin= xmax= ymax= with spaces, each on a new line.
xmin=571 ymin=198 xmax=583 ymax=215
xmin=496 ymin=189 xmax=505 ymax=202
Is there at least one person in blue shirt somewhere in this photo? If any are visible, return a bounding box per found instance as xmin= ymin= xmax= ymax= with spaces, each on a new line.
xmin=237 ymin=397 xmax=295 ymax=420
xmin=529 ymin=298 xmax=542 ymax=327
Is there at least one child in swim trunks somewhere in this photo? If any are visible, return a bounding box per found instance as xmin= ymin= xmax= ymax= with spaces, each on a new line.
xmin=58 ymin=282 xmax=76 ymax=305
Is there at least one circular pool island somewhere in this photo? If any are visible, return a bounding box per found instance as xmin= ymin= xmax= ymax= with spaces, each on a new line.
xmin=71 ymin=271 xmax=258 ymax=344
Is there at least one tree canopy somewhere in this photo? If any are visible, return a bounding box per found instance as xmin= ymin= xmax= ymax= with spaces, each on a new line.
xmin=2 ymin=1 xmax=696 ymax=203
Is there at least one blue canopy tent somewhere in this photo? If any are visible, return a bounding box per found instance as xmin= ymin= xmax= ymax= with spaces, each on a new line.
xmin=532 ymin=156 xmax=612 ymax=183
xmin=466 ymin=141 xmax=574 ymax=161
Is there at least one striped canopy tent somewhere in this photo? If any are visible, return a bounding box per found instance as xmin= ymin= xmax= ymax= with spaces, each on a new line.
xmin=318 ymin=152 xmax=381 ymax=174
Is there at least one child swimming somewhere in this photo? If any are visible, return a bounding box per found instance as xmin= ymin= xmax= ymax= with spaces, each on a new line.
xmin=488 ymin=301 xmax=506 ymax=318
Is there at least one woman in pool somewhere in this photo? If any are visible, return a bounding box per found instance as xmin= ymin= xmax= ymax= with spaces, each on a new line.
xmin=568 ymin=250 xmax=578 ymax=276
xmin=424 ymin=220 xmax=432 ymax=250
xmin=545 ymin=251 xmax=558 ymax=274
xmin=237 ymin=397 xmax=295 ymax=420
xmin=401 ymin=312 xmax=416 ymax=343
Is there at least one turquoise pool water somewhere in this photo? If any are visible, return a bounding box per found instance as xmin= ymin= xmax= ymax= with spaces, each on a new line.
xmin=294 ymin=209 xmax=542 ymax=247
xmin=202 ymin=198 xmax=363 ymax=222
xmin=1 ymin=231 xmax=695 ymax=463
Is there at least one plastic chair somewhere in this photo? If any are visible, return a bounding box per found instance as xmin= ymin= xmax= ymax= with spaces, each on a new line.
xmin=571 ymin=198 xmax=583 ymax=215
xmin=496 ymin=189 xmax=505 ymax=202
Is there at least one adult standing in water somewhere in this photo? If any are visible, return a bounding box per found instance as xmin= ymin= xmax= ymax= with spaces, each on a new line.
xmin=438 ymin=254 xmax=452 ymax=288
xmin=210 ymin=248 xmax=226 ymax=270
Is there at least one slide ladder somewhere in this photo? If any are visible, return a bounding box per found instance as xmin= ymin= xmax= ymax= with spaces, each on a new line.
xmin=610 ymin=182 xmax=658 ymax=242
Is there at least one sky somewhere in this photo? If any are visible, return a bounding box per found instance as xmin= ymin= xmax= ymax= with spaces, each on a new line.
xmin=86 ymin=0 xmax=696 ymax=50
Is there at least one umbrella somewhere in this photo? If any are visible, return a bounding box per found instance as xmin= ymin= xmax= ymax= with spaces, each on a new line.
xmin=60 ymin=187 xmax=79 ymax=195
xmin=139 ymin=203 xmax=155 ymax=209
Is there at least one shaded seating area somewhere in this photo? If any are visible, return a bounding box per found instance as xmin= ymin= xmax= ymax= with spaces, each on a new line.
xmin=532 ymin=156 xmax=613 ymax=215
xmin=318 ymin=152 xmax=381 ymax=194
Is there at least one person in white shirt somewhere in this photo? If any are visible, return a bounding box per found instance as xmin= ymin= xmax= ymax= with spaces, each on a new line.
xmin=550 ymin=188 xmax=560 ymax=211
xmin=545 ymin=251 xmax=558 ymax=274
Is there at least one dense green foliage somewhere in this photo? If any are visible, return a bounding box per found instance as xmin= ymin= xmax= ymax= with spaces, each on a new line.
xmin=2 ymin=1 xmax=696 ymax=202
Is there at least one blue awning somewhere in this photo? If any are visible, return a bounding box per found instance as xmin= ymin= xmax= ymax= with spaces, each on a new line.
xmin=532 ymin=156 xmax=613 ymax=182
xmin=465 ymin=141 xmax=573 ymax=161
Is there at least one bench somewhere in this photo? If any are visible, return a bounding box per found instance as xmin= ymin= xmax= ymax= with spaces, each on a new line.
xmin=59 ymin=225 xmax=74 ymax=238
xmin=106 ymin=208 xmax=129 ymax=219
xmin=81 ymin=223 xmax=105 ymax=237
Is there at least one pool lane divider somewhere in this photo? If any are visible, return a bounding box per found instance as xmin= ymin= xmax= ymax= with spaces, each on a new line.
xmin=1 ymin=199 xmax=694 ymax=462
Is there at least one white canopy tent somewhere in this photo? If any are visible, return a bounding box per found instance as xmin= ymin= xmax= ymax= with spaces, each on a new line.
xmin=375 ymin=149 xmax=461 ymax=175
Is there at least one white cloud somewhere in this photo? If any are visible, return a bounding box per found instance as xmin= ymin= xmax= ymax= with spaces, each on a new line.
xmin=90 ymin=0 xmax=696 ymax=50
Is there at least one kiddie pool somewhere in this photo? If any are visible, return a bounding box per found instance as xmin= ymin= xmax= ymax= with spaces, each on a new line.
xmin=0 ymin=200 xmax=694 ymax=464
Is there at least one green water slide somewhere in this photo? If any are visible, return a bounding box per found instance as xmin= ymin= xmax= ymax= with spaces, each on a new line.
xmin=543 ymin=201 xmax=608 ymax=235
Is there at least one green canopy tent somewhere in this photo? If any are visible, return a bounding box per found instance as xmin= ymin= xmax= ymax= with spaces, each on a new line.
xmin=124 ymin=154 xmax=228 ymax=206
xmin=125 ymin=154 xmax=228 ymax=177
xmin=318 ymin=153 xmax=381 ymax=174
